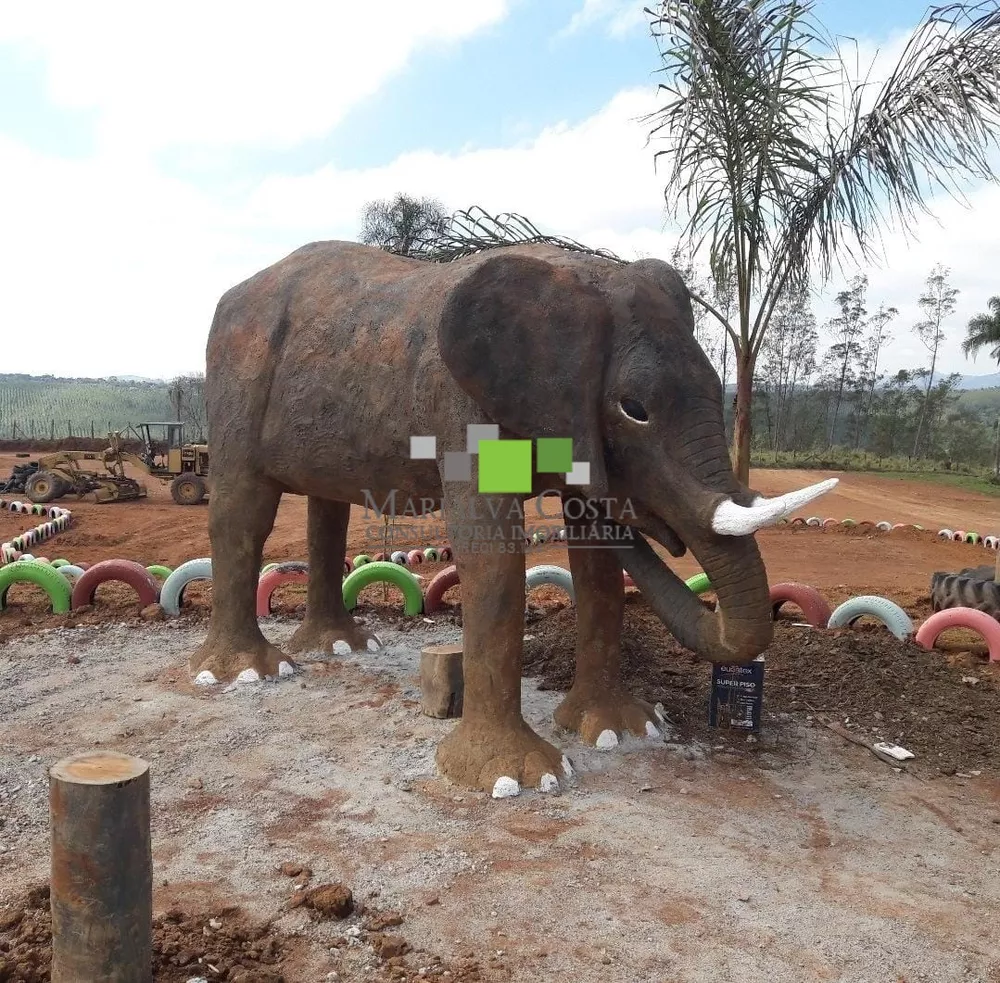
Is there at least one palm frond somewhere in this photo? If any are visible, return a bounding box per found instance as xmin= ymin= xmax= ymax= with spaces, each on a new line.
xmin=643 ymin=0 xmax=833 ymax=299
xmin=785 ymin=2 xmax=1000 ymax=282
xmin=420 ymin=206 xmax=625 ymax=264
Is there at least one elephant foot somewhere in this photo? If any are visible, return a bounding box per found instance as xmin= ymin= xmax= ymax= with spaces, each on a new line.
xmin=554 ymin=685 xmax=669 ymax=748
xmin=189 ymin=634 xmax=295 ymax=687
xmin=286 ymin=617 xmax=382 ymax=656
xmin=436 ymin=718 xmax=572 ymax=797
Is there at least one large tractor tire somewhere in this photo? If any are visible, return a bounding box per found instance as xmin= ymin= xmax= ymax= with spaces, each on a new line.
xmin=930 ymin=565 xmax=1000 ymax=618
xmin=24 ymin=471 xmax=62 ymax=504
xmin=170 ymin=472 xmax=207 ymax=506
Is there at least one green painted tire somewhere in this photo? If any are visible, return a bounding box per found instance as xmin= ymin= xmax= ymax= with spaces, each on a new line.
xmin=685 ymin=572 xmax=712 ymax=595
xmin=261 ymin=562 xmax=279 ymax=575
xmin=50 ymin=559 xmax=70 ymax=568
xmin=342 ymin=560 xmax=423 ymax=615
xmin=0 ymin=560 xmax=72 ymax=614
xmin=352 ymin=554 xmax=372 ymax=570
xmin=146 ymin=564 xmax=173 ymax=580
xmin=842 ymin=518 xmax=856 ymax=526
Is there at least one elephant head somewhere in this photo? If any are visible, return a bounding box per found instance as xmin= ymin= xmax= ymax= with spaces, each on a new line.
xmin=438 ymin=250 xmax=835 ymax=663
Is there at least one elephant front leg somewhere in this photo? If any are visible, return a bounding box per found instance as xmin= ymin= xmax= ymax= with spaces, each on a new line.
xmin=553 ymin=498 xmax=668 ymax=748
xmin=189 ymin=475 xmax=289 ymax=684
xmin=286 ymin=498 xmax=381 ymax=656
xmin=435 ymin=487 xmax=568 ymax=796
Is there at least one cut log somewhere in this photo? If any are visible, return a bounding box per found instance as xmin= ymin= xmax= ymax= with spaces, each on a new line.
xmin=420 ymin=643 xmax=464 ymax=718
xmin=49 ymin=751 xmax=152 ymax=983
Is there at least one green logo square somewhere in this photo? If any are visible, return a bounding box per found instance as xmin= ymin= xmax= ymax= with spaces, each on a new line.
xmin=536 ymin=437 xmax=573 ymax=473
xmin=478 ymin=439 xmax=532 ymax=493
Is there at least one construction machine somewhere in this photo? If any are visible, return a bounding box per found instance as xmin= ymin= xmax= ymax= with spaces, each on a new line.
xmin=23 ymin=424 xmax=210 ymax=506
xmin=24 ymin=435 xmax=148 ymax=504
xmin=135 ymin=422 xmax=210 ymax=505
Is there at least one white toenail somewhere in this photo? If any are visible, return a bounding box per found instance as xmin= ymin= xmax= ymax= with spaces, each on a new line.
xmin=561 ymin=755 xmax=575 ymax=778
xmin=332 ymin=640 xmax=351 ymax=655
xmin=236 ymin=668 xmax=260 ymax=683
xmin=596 ymin=730 xmax=619 ymax=750
xmin=366 ymin=639 xmax=380 ymax=652
xmin=539 ymin=773 xmax=559 ymax=793
xmin=654 ymin=702 xmax=668 ymax=725
xmin=278 ymin=661 xmax=295 ymax=677
xmin=194 ymin=671 xmax=217 ymax=686
xmin=492 ymin=777 xmax=520 ymax=799
xmin=646 ymin=721 xmax=662 ymax=739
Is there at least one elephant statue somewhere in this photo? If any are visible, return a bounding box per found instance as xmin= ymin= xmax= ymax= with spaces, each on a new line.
xmin=192 ymin=240 xmax=835 ymax=795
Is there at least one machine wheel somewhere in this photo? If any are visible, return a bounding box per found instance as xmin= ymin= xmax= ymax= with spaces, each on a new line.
xmin=170 ymin=473 xmax=207 ymax=505
xmin=24 ymin=471 xmax=61 ymax=504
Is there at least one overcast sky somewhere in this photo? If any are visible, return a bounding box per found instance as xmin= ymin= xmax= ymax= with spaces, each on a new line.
xmin=1 ymin=0 xmax=997 ymax=380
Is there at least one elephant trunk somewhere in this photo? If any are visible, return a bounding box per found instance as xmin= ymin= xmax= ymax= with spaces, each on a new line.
xmin=616 ymin=529 xmax=772 ymax=663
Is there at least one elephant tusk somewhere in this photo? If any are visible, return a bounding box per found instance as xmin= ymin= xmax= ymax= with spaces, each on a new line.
xmin=712 ymin=478 xmax=839 ymax=536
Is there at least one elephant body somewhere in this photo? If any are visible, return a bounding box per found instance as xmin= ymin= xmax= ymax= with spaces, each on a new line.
xmin=194 ymin=238 xmax=834 ymax=794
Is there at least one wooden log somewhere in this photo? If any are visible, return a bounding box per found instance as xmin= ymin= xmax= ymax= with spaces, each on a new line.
xmin=420 ymin=643 xmax=464 ymax=718
xmin=49 ymin=751 xmax=152 ymax=983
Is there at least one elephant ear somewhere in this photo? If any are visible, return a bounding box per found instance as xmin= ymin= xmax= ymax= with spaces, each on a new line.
xmin=438 ymin=252 xmax=611 ymax=498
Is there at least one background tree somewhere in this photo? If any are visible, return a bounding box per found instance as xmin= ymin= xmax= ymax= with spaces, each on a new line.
xmin=821 ymin=276 xmax=868 ymax=446
xmin=852 ymin=303 xmax=897 ymax=449
xmin=644 ymin=0 xmax=1000 ymax=482
xmin=358 ymin=193 xmax=451 ymax=258
xmin=168 ymin=374 xmax=207 ymax=440
xmin=912 ymin=264 xmax=959 ymax=456
xmin=963 ymin=295 xmax=1000 ymax=364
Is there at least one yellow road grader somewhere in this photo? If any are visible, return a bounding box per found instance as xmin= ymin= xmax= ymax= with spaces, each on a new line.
xmin=23 ymin=423 xmax=210 ymax=506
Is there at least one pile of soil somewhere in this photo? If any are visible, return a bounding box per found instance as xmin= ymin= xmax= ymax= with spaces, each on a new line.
xmin=0 ymin=884 xmax=489 ymax=983
xmin=522 ymin=595 xmax=1000 ymax=776
xmin=0 ymin=885 xmax=287 ymax=982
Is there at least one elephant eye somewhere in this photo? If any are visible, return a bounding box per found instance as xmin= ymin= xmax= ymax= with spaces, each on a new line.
xmin=619 ymin=397 xmax=649 ymax=423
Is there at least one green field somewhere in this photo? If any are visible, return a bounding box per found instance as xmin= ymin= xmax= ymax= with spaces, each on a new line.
xmin=0 ymin=374 xmax=176 ymax=439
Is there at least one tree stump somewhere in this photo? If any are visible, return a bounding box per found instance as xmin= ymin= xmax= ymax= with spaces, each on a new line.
xmin=420 ymin=643 xmax=464 ymax=718
xmin=49 ymin=751 xmax=152 ymax=983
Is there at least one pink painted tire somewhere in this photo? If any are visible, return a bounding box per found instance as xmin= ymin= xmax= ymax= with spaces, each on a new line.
xmin=952 ymin=530 xmax=966 ymax=542
xmin=769 ymin=582 xmax=833 ymax=628
xmin=439 ymin=546 xmax=453 ymax=562
xmin=70 ymin=559 xmax=160 ymax=610
xmin=623 ymin=571 xmax=635 ymax=588
xmin=915 ymin=607 xmax=1000 ymax=662
xmin=790 ymin=517 xmax=807 ymax=527
xmin=344 ymin=559 xmax=351 ymax=576
xmin=770 ymin=583 xmax=833 ymax=628
xmin=822 ymin=518 xmax=838 ymax=528
xmin=256 ymin=569 xmax=309 ymax=617
xmin=892 ymin=523 xmax=908 ymax=531
xmin=407 ymin=549 xmax=424 ymax=565
xmin=424 ymin=564 xmax=460 ymax=613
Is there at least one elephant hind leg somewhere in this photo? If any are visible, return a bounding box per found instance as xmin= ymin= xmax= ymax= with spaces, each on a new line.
xmin=189 ymin=473 xmax=287 ymax=684
xmin=286 ymin=497 xmax=380 ymax=655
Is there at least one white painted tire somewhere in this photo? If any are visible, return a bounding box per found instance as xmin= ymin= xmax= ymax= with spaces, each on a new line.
xmin=806 ymin=516 xmax=822 ymax=527
xmin=938 ymin=528 xmax=953 ymax=539
xmin=525 ymin=564 xmax=575 ymax=603
xmin=160 ymin=558 xmax=213 ymax=617
xmin=876 ymin=521 xmax=892 ymax=532
xmin=984 ymin=535 xmax=999 ymax=550
xmin=57 ymin=565 xmax=87 ymax=582
xmin=827 ymin=595 xmax=914 ymax=640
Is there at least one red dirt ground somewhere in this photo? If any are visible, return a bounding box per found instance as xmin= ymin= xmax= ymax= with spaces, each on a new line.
xmin=0 ymin=459 xmax=995 ymax=626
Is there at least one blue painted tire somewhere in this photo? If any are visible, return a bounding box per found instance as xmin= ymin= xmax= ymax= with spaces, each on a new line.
xmin=525 ymin=564 xmax=575 ymax=603
xmin=57 ymin=565 xmax=87 ymax=582
xmin=160 ymin=558 xmax=213 ymax=617
xmin=827 ymin=595 xmax=914 ymax=640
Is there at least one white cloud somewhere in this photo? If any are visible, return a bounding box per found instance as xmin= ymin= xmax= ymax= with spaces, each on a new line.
xmin=0 ymin=1 xmax=510 ymax=153
xmin=560 ymin=0 xmax=649 ymax=39
xmin=2 ymin=23 xmax=998 ymax=383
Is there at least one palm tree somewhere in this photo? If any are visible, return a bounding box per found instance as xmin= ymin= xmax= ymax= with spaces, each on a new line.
xmin=644 ymin=0 xmax=1000 ymax=483
xmin=963 ymin=296 xmax=1000 ymax=365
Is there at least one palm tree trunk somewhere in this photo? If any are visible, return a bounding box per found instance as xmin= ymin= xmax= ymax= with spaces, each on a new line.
xmin=731 ymin=347 xmax=755 ymax=484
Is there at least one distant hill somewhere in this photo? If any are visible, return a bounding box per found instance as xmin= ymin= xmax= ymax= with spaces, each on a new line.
xmin=957 ymin=372 xmax=1000 ymax=390
xmin=0 ymin=373 xmax=174 ymax=439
